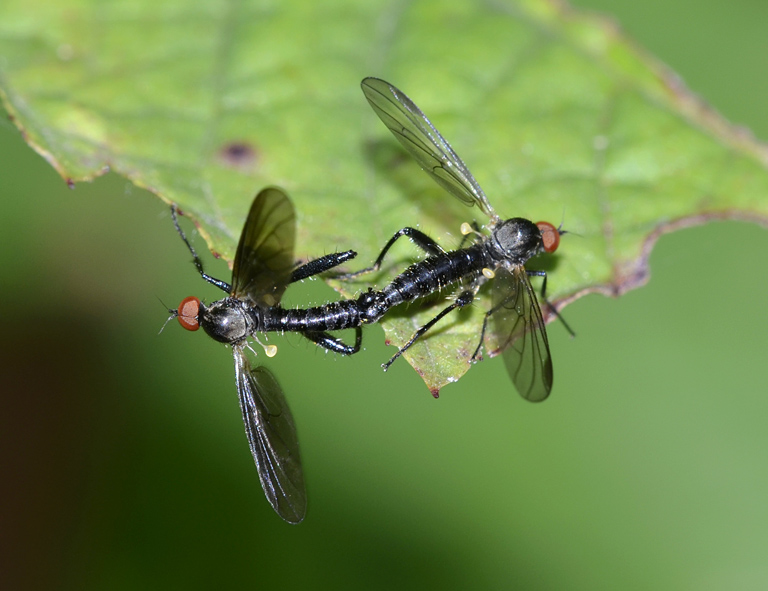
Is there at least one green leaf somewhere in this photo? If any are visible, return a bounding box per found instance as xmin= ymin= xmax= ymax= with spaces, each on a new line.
xmin=2 ymin=0 xmax=767 ymax=394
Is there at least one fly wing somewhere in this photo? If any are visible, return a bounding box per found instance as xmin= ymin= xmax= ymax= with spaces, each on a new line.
xmin=233 ymin=348 xmax=307 ymax=524
xmin=361 ymin=77 xmax=497 ymax=220
xmin=231 ymin=187 xmax=296 ymax=307
xmin=489 ymin=266 xmax=553 ymax=402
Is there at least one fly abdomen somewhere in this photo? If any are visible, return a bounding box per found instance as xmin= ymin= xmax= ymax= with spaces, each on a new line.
xmin=263 ymin=299 xmax=363 ymax=333
xmin=382 ymin=244 xmax=490 ymax=310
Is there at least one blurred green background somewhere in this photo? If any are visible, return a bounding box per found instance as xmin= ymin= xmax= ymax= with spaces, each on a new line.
xmin=2 ymin=0 xmax=768 ymax=589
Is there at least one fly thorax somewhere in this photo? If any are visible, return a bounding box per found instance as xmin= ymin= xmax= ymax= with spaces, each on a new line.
xmin=489 ymin=218 xmax=543 ymax=266
xmin=199 ymin=298 xmax=254 ymax=344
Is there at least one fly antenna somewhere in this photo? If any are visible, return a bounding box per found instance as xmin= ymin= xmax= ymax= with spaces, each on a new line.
xmin=157 ymin=296 xmax=177 ymax=334
xmin=556 ymin=208 xmax=581 ymax=238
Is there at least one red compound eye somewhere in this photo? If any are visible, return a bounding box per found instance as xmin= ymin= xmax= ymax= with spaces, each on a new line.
xmin=177 ymin=296 xmax=201 ymax=331
xmin=536 ymin=221 xmax=560 ymax=253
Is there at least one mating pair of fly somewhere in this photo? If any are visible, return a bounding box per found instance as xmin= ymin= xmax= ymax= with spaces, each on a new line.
xmin=170 ymin=77 xmax=567 ymax=524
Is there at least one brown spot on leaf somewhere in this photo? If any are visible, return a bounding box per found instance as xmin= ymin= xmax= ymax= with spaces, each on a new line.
xmin=66 ymin=178 xmax=75 ymax=189
xmin=218 ymin=141 xmax=259 ymax=171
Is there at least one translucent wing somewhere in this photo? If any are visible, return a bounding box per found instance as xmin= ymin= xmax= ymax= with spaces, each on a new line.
xmin=233 ymin=348 xmax=307 ymax=524
xmin=231 ymin=187 xmax=296 ymax=307
xmin=361 ymin=77 xmax=497 ymax=220
xmin=489 ymin=266 xmax=553 ymax=402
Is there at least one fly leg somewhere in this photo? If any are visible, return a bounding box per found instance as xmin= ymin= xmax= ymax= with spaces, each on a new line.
xmin=527 ymin=270 xmax=575 ymax=337
xmin=471 ymin=294 xmax=514 ymax=362
xmin=471 ymin=270 xmax=573 ymax=362
xmin=336 ymin=228 xmax=446 ymax=280
xmin=382 ymin=290 xmax=475 ymax=371
xmin=291 ymin=250 xmax=357 ymax=283
xmin=170 ymin=205 xmax=232 ymax=294
xmin=302 ymin=327 xmax=362 ymax=355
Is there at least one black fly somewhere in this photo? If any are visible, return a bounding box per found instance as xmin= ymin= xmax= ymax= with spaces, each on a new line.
xmin=166 ymin=76 xmax=568 ymax=520
xmin=170 ymin=187 xmax=366 ymax=524
xmin=348 ymin=77 xmax=567 ymax=402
